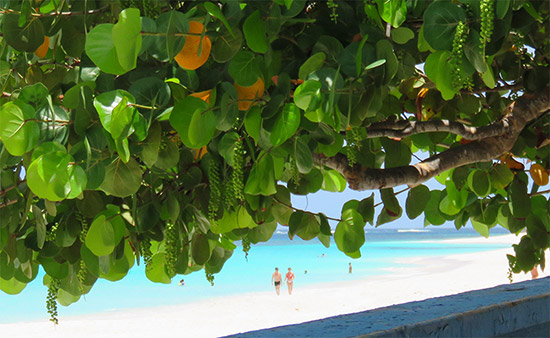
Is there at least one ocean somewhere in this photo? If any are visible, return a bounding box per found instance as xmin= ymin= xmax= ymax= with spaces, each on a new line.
xmin=0 ymin=227 xmax=512 ymax=323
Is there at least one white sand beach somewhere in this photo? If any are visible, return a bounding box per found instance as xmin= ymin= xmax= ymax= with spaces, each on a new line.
xmin=1 ymin=234 xmax=547 ymax=338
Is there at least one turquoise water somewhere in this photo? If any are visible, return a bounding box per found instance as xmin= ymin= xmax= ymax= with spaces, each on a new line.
xmin=0 ymin=227 xmax=511 ymax=323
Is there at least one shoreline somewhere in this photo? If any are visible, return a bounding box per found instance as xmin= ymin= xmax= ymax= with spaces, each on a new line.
xmin=1 ymin=233 xmax=546 ymax=338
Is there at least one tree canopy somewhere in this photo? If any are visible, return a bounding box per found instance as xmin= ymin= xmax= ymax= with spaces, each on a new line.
xmin=0 ymin=0 xmax=549 ymax=323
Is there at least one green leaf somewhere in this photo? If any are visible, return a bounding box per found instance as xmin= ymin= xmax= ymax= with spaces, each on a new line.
xmin=243 ymin=10 xmax=268 ymax=54
xmin=27 ymin=144 xmax=86 ymax=201
xmin=298 ymin=52 xmax=326 ymax=80
xmin=406 ymin=185 xmax=430 ymax=219
xmin=381 ymin=138 xmax=411 ymax=167
xmin=204 ymin=2 xmax=234 ymax=37
xmin=145 ymin=253 xmax=171 ymax=284
xmin=85 ymin=24 xmax=126 ymax=75
xmin=490 ymin=164 xmax=514 ymax=189
xmin=228 ymin=51 xmax=261 ymax=86
xmin=152 ymin=11 xmax=188 ymax=61
xmin=169 ymin=96 xmax=215 ymax=149
xmin=93 ymin=90 xmax=137 ymax=139
xmin=215 ymin=206 xmax=256 ymax=234
xmin=212 ymin=28 xmax=243 ymax=63
xmin=244 ymin=153 xmax=277 ymax=196
xmin=0 ymin=276 xmax=27 ymax=295
xmin=245 ymin=106 xmax=261 ymax=144
xmin=508 ymin=176 xmax=531 ymax=219
xmin=293 ymin=80 xmax=322 ymax=111
xmin=463 ymin=30 xmax=487 ymax=73
xmin=471 ymin=220 xmax=490 ymax=238
xmin=0 ymin=101 xmax=39 ymax=156
xmin=289 ymin=211 xmax=321 ymax=241
xmin=321 ymin=169 xmax=346 ymax=192
xmin=85 ymin=215 xmax=115 ymax=257
xmin=192 ymin=234 xmax=211 ymax=265
xmin=376 ymin=0 xmax=407 ymax=28
xmin=425 ymin=51 xmax=457 ymax=100
xmin=140 ymin=122 xmax=161 ymax=167
xmin=334 ymin=209 xmax=365 ymax=253
xmin=112 ymin=8 xmax=142 ymax=71
xmin=294 ymin=137 xmax=313 ymax=174
xmin=526 ymin=214 xmax=549 ymax=250
xmin=270 ymin=103 xmax=301 ymax=145
xmin=423 ymin=1 xmax=466 ymax=51
xmin=380 ymin=188 xmax=401 ymax=216
xmin=440 ymin=180 xmax=467 ymax=215
xmin=425 ymin=190 xmax=446 ymax=225
xmin=100 ymin=157 xmax=143 ymax=198
xmin=467 ymin=169 xmax=491 ymax=197
xmin=375 ymin=40 xmax=398 ymax=85
xmin=496 ymin=0 xmax=510 ymax=19
xmin=17 ymin=83 xmax=49 ymax=109
xmin=391 ymin=26 xmax=414 ymax=44
xmin=2 ymin=14 xmax=44 ymax=52
xmin=206 ymin=247 xmax=234 ymax=273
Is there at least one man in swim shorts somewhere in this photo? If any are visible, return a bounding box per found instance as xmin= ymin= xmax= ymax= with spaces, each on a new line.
xmin=285 ymin=267 xmax=295 ymax=295
xmin=272 ymin=267 xmax=282 ymax=295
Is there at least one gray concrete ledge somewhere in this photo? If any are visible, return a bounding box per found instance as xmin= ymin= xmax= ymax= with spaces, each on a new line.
xmin=226 ymin=277 xmax=550 ymax=338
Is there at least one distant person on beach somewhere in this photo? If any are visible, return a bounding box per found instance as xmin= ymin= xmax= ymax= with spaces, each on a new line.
xmin=285 ymin=268 xmax=295 ymax=295
xmin=272 ymin=267 xmax=282 ymax=295
xmin=349 ymin=263 xmax=352 ymax=274
xmin=531 ymin=266 xmax=539 ymax=279
xmin=178 ymin=279 xmax=185 ymax=286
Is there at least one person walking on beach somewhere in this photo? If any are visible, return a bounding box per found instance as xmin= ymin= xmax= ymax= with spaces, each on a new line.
xmin=349 ymin=262 xmax=352 ymax=274
xmin=272 ymin=267 xmax=282 ymax=295
xmin=285 ymin=267 xmax=295 ymax=295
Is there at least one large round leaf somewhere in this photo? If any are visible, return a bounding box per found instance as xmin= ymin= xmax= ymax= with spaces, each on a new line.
xmin=0 ymin=276 xmax=27 ymax=295
xmin=406 ymin=185 xmax=430 ymax=219
xmin=85 ymin=24 xmax=126 ymax=75
xmin=244 ymin=153 xmax=277 ymax=196
xmin=100 ymin=157 xmax=143 ymax=197
xmin=93 ymin=90 xmax=138 ymax=139
xmin=243 ymin=10 xmax=267 ymax=54
xmin=467 ymin=169 xmax=491 ymax=197
xmin=423 ymin=1 xmax=466 ymax=51
xmin=270 ymin=103 xmax=301 ymax=146
xmin=2 ymin=14 xmax=45 ymax=52
xmin=169 ymin=96 xmax=215 ymax=149
xmin=228 ymin=50 xmax=261 ymax=86
xmin=112 ymin=8 xmax=142 ymax=71
xmin=0 ymin=102 xmax=39 ymax=156
xmin=293 ymin=80 xmax=322 ymax=111
xmin=289 ymin=211 xmax=320 ymax=241
xmin=145 ymin=253 xmax=171 ymax=284
xmin=191 ymin=234 xmax=212 ymax=265
xmin=85 ymin=215 xmax=116 ymax=257
xmin=334 ymin=209 xmax=365 ymax=253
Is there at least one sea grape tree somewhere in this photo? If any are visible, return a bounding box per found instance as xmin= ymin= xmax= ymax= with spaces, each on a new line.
xmin=0 ymin=0 xmax=548 ymax=321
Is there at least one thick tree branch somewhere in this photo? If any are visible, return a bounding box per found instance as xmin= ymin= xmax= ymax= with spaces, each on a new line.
xmin=315 ymin=89 xmax=550 ymax=191
xmin=365 ymin=118 xmax=512 ymax=140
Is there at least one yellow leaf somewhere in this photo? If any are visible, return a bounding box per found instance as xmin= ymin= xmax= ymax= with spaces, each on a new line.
xmin=530 ymin=163 xmax=549 ymax=186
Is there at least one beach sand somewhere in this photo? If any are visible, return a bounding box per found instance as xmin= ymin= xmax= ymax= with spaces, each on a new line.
xmin=1 ymin=234 xmax=547 ymax=338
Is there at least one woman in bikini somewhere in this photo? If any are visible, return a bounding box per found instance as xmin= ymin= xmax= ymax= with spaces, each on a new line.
xmin=284 ymin=267 xmax=295 ymax=295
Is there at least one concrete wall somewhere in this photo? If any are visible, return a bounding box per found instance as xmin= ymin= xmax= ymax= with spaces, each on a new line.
xmin=227 ymin=277 xmax=550 ymax=338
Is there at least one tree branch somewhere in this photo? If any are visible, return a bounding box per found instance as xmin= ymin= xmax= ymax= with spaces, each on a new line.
xmin=365 ymin=116 xmax=513 ymax=140
xmin=315 ymin=89 xmax=550 ymax=191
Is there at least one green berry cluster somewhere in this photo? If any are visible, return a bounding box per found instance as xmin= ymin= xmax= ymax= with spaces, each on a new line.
xmin=77 ymin=260 xmax=87 ymax=293
xmin=480 ymin=0 xmax=494 ymax=51
xmin=290 ymin=159 xmax=301 ymax=185
xmin=327 ymin=0 xmax=339 ymax=23
xmin=208 ymin=160 xmax=222 ymax=220
xmin=229 ymin=139 xmax=245 ymax=205
xmin=46 ymin=279 xmax=60 ymax=325
xmin=45 ymin=223 xmax=58 ymax=242
xmin=345 ymin=128 xmax=362 ymax=167
xmin=450 ymin=21 xmax=468 ymax=90
xmin=141 ymin=238 xmax=153 ymax=268
xmin=205 ymin=271 xmax=215 ymax=286
xmin=164 ymin=222 xmax=178 ymax=277
xmin=76 ymin=213 xmax=88 ymax=242
xmin=242 ymin=236 xmax=251 ymax=262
